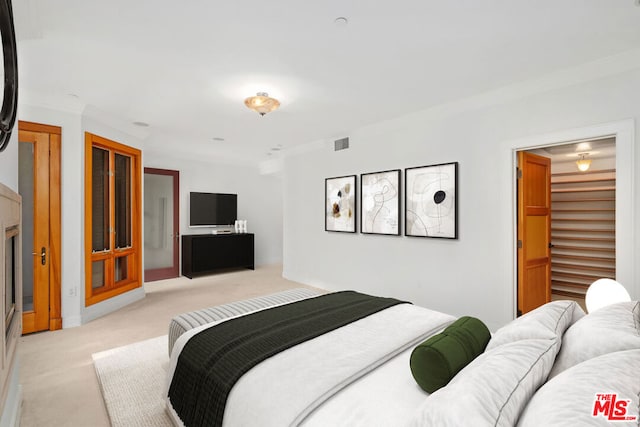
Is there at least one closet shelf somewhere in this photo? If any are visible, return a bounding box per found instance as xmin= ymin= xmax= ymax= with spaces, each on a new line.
xmin=551 ymin=178 xmax=615 ymax=185
xmin=552 ymin=187 xmax=615 ymax=193
xmin=551 ymin=169 xmax=615 ymax=177
xmin=552 ymin=218 xmax=615 ymax=223
xmin=552 ymin=262 xmax=615 ymax=274
xmin=551 ymin=244 xmax=615 ymax=253
xmin=552 ymin=280 xmax=590 ymax=289
xmin=551 ymin=236 xmax=615 ymax=243
xmin=552 ymin=289 xmax=587 ymax=299
xmin=551 ymin=270 xmax=614 ymax=281
xmin=552 ymin=208 xmax=615 ymax=213
xmin=552 ymin=198 xmax=615 ymax=203
xmin=552 ymin=228 xmax=614 ymax=233
xmin=551 ymin=253 xmax=615 ymax=263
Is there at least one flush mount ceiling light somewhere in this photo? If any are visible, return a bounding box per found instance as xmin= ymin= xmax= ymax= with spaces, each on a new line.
xmin=576 ymin=153 xmax=591 ymax=172
xmin=244 ymin=92 xmax=280 ymax=116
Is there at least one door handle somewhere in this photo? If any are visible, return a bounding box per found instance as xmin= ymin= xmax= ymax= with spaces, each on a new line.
xmin=31 ymin=247 xmax=46 ymax=265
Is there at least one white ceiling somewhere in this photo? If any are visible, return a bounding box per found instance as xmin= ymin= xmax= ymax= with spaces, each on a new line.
xmin=13 ymin=0 xmax=640 ymax=164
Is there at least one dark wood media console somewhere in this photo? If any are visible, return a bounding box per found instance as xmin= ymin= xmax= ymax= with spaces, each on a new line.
xmin=182 ymin=233 xmax=255 ymax=278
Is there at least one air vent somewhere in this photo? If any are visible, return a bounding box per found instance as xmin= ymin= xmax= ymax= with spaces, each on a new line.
xmin=334 ymin=137 xmax=349 ymax=151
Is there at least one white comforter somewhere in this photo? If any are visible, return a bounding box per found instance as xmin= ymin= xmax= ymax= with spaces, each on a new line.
xmin=167 ymin=302 xmax=455 ymax=427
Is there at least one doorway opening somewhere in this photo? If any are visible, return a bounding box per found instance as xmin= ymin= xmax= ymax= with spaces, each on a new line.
xmin=143 ymin=168 xmax=180 ymax=282
xmin=517 ymin=137 xmax=616 ymax=314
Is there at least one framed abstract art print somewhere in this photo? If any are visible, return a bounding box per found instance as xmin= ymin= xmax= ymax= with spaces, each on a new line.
xmin=325 ymin=175 xmax=357 ymax=233
xmin=360 ymin=169 xmax=400 ymax=235
xmin=405 ymin=162 xmax=458 ymax=239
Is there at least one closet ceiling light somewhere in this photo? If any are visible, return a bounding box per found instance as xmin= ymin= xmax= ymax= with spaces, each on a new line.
xmin=576 ymin=153 xmax=591 ymax=172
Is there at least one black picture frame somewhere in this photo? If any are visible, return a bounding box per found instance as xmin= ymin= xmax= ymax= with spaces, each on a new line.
xmin=325 ymin=175 xmax=357 ymax=233
xmin=360 ymin=169 xmax=401 ymax=236
xmin=0 ymin=0 xmax=18 ymax=152
xmin=405 ymin=162 xmax=458 ymax=239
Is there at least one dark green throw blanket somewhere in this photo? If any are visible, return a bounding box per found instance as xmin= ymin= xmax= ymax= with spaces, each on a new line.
xmin=168 ymin=291 xmax=406 ymax=427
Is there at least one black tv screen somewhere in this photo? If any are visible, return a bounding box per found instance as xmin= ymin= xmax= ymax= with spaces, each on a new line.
xmin=189 ymin=192 xmax=237 ymax=227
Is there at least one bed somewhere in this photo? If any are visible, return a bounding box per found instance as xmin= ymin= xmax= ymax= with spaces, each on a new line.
xmin=165 ymin=290 xmax=640 ymax=427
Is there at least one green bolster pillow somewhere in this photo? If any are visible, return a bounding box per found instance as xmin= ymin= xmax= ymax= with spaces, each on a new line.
xmin=410 ymin=316 xmax=490 ymax=393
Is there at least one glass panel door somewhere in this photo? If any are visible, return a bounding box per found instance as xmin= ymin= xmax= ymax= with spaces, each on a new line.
xmin=18 ymin=142 xmax=34 ymax=311
xmin=19 ymin=127 xmax=53 ymax=334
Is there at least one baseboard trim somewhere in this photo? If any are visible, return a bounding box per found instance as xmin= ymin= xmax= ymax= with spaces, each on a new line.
xmin=62 ymin=315 xmax=82 ymax=329
xmin=0 ymin=361 xmax=22 ymax=427
xmin=81 ymin=287 xmax=146 ymax=324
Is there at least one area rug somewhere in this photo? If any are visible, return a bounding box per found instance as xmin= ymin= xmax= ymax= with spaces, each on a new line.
xmin=92 ymin=335 xmax=172 ymax=427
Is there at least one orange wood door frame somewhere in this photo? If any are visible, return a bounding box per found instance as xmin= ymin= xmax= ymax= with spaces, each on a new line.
xmin=18 ymin=120 xmax=62 ymax=333
xmin=517 ymin=151 xmax=552 ymax=315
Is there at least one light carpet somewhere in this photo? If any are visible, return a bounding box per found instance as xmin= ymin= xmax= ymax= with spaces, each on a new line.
xmin=92 ymin=335 xmax=172 ymax=427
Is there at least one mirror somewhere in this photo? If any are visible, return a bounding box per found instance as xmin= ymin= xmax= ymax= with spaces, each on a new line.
xmin=0 ymin=0 xmax=18 ymax=152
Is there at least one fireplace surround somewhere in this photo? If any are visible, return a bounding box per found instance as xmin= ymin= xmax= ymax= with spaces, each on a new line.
xmin=0 ymin=182 xmax=21 ymax=421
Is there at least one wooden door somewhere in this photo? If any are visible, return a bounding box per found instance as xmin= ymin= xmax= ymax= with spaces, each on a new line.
xmin=517 ymin=151 xmax=552 ymax=315
xmin=18 ymin=121 xmax=62 ymax=334
xmin=143 ymin=168 xmax=180 ymax=281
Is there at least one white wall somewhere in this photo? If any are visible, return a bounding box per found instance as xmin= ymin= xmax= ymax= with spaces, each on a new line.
xmin=283 ymin=69 xmax=640 ymax=331
xmin=143 ymin=152 xmax=283 ymax=267
xmin=0 ymin=131 xmax=18 ymax=191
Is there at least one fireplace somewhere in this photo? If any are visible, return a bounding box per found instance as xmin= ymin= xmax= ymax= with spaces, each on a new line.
xmin=0 ymin=182 xmax=21 ymax=417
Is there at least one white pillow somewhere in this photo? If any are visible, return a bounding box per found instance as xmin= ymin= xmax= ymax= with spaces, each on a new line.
xmin=519 ymin=349 xmax=640 ymax=426
xmin=409 ymin=338 xmax=559 ymax=427
xmin=549 ymin=300 xmax=640 ymax=377
xmin=486 ymin=300 xmax=584 ymax=351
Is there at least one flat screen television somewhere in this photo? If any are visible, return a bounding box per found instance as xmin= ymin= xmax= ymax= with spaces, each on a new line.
xmin=189 ymin=192 xmax=237 ymax=227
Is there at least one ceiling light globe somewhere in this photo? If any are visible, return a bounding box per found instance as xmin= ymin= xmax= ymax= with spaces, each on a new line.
xmin=244 ymin=92 xmax=280 ymax=116
xmin=576 ymin=159 xmax=591 ymax=171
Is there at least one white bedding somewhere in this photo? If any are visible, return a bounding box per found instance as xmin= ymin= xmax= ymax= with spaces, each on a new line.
xmin=301 ymin=346 xmax=429 ymax=427
xmin=166 ymin=302 xmax=454 ymax=427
